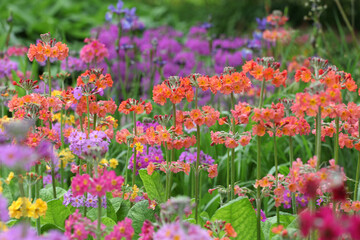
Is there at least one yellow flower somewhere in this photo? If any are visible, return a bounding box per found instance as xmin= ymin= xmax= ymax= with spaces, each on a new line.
xmin=130 ymin=185 xmax=139 ymax=200
xmin=52 ymin=90 xmax=62 ymax=97
xmin=135 ymin=142 xmax=144 ymax=153
xmin=109 ymin=158 xmax=118 ymax=169
xmin=58 ymin=148 xmax=75 ymax=168
xmin=33 ymin=199 xmax=47 ymax=218
xmin=5 ymin=172 xmax=14 ymax=184
xmin=100 ymin=158 xmax=109 ymax=166
xmin=0 ymin=181 xmax=2 ymax=193
xmin=9 ymin=198 xmax=23 ymax=219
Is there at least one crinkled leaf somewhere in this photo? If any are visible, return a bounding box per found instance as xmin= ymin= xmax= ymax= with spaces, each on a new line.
xmin=139 ymin=169 xmax=165 ymax=203
xmin=127 ymin=200 xmax=157 ymax=238
xmin=41 ymin=198 xmax=73 ymax=230
xmin=39 ymin=187 xmax=67 ymax=202
xmin=211 ymin=198 xmax=259 ymax=240
xmin=261 ymin=213 xmax=297 ymax=240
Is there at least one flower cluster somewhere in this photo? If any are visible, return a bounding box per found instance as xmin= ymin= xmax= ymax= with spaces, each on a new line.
xmin=63 ymin=189 xmax=107 ymax=208
xmin=118 ymin=98 xmax=152 ymax=115
xmin=179 ymin=149 xmax=214 ymax=165
xmin=8 ymin=197 xmax=47 ymax=219
xmin=105 ymin=218 xmax=134 ymax=240
xmin=69 ymin=130 xmax=110 ymax=157
xmin=27 ymin=33 xmax=69 ymax=62
xmin=128 ymin=145 xmax=164 ymax=173
xmin=176 ymin=106 xmax=220 ymax=128
xmin=65 ymin=209 xmax=104 ymax=240
xmin=71 ymin=170 xmax=124 ymax=197
xmin=243 ymin=58 xmax=287 ymax=87
xmin=80 ymin=38 xmax=109 ymax=64
xmin=300 ymin=207 xmax=360 ymax=240
xmin=152 ymin=76 xmax=194 ymax=105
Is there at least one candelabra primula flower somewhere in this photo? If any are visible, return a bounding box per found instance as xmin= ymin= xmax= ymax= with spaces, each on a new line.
xmin=80 ymin=38 xmax=109 ymax=64
xmin=118 ymin=98 xmax=152 ymax=115
xmin=71 ymin=170 xmax=124 ymax=197
xmin=27 ymin=33 xmax=69 ymax=62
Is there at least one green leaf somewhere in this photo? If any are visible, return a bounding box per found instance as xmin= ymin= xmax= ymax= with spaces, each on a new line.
xmin=117 ymin=199 xmax=130 ymax=221
xmin=127 ymin=200 xmax=157 ymax=238
xmin=41 ymin=198 xmax=73 ymax=230
xmin=211 ymin=198 xmax=259 ymax=240
xmin=106 ymin=198 xmax=117 ymax=221
xmin=39 ymin=187 xmax=67 ymax=202
xmin=40 ymin=223 xmax=63 ymax=234
xmin=139 ymin=169 xmax=165 ymax=203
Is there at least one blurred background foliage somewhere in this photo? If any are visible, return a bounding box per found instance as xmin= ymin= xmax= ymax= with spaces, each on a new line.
xmin=0 ymin=0 xmax=359 ymax=43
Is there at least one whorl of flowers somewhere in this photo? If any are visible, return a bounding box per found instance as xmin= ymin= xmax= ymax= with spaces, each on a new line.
xmin=27 ymin=32 xmax=69 ymax=62
xmin=71 ymin=170 xmax=124 ymax=197
xmin=243 ymin=57 xmax=287 ymax=87
xmin=69 ymin=130 xmax=110 ymax=157
xmin=118 ymin=98 xmax=152 ymax=115
xmin=80 ymin=38 xmax=109 ymax=64
xmin=152 ymin=76 xmax=194 ymax=105
xmin=175 ymin=106 xmax=220 ymax=129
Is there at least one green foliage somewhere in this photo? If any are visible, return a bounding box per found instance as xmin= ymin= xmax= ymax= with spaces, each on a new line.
xmin=39 ymin=187 xmax=67 ymax=202
xmin=41 ymin=198 xmax=74 ymax=230
xmin=126 ymin=200 xmax=158 ymax=238
xmin=261 ymin=213 xmax=297 ymax=240
xmin=211 ymin=197 xmax=259 ymax=240
xmin=139 ymin=169 xmax=166 ymax=203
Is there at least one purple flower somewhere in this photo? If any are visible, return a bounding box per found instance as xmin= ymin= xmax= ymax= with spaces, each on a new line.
xmin=256 ymin=17 xmax=268 ymax=31
xmin=128 ymin=146 xmax=164 ymax=173
xmin=0 ymin=224 xmax=38 ymax=239
xmin=296 ymin=195 xmax=309 ymax=207
xmin=0 ymin=195 xmax=9 ymax=222
xmin=71 ymin=196 xmax=84 ymax=208
xmin=73 ymin=87 xmax=83 ymax=100
xmin=0 ymin=144 xmax=37 ymax=170
xmin=179 ymin=149 xmax=214 ymax=165
xmin=108 ymin=0 xmax=124 ymax=15
xmin=85 ymin=194 xmax=98 ymax=208
xmin=255 ymin=209 xmax=267 ymax=222
xmin=154 ymin=221 xmax=211 ymax=240
xmin=0 ymin=58 xmax=18 ymax=78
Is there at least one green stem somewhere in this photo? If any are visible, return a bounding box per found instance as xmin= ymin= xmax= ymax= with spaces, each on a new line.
xmin=334 ymin=116 xmax=340 ymax=165
xmin=97 ymin=196 xmax=102 ymax=240
xmin=50 ymin=158 xmax=57 ymax=198
xmin=195 ymin=124 xmax=201 ymax=224
xmin=93 ymin=114 xmax=97 ymax=130
xmin=165 ymin=142 xmax=170 ymax=200
xmin=289 ymin=136 xmax=296 ymax=214
xmin=354 ymin=119 xmax=360 ymax=201
xmin=124 ymin=146 xmax=130 ymax=186
xmin=132 ymin=112 xmax=137 ymax=187
xmin=79 ymin=115 xmax=84 ymax=132
xmin=256 ymin=135 xmax=262 ymax=240
xmin=230 ymin=93 xmax=236 ymax=200
xmin=35 ymin=164 xmax=41 ymax=235
xmin=315 ymin=107 xmax=322 ymax=170
xmin=274 ymin=133 xmax=279 ymax=225
xmin=86 ymin=96 xmax=91 ymax=134
xmin=47 ymin=58 xmax=51 ymax=96
xmin=226 ymin=150 xmax=230 ymax=201
xmin=255 ymin=75 xmax=266 ymax=240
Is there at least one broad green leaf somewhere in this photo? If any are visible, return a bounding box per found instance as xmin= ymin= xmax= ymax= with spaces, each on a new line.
xmin=127 ymin=200 xmax=157 ymax=238
xmin=41 ymin=198 xmax=72 ymax=230
xmin=139 ymin=169 xmax=165 ymax=203
xmin=117 ymin=199 xmax=130 ymax=221
xmin=102 ymin=216 xmax=117 ymax=232
xmin=39 ymin=187 xmax=67 ymax=202
xmin=211 ymin=197 xmax=259 ymax=240
xmin=40 ymin=223 xmax=63 ymax=234
xmin=106 ymin=198 xmax=117 ymax=221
